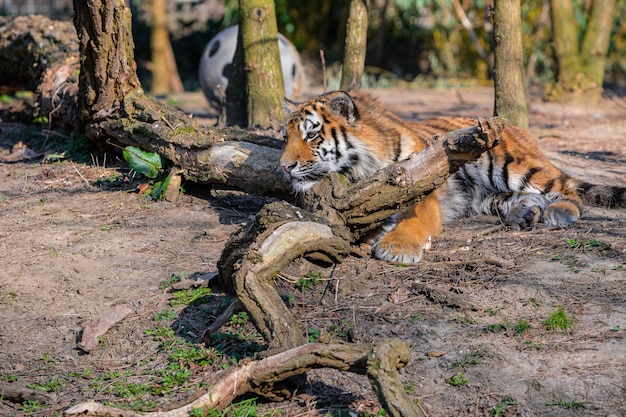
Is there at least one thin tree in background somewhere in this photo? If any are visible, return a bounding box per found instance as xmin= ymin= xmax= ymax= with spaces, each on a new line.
xmin=219 ymin=0 xmax=285 ymax=128
xmin=150 ymin=0 xmax=183 ymax=94
xmin=340 ymin=0 xmax=369 ymax=91
xmin=492 ymin=0 xmax=528 ymax=129
xmin=547 ymin=0 xmax=616 ymax=102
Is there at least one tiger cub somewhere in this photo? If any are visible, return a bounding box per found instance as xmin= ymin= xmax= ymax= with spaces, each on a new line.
xmin=279 ymin=90 xmax=625 ymax=264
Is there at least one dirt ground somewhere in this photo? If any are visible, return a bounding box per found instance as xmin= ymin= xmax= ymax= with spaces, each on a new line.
xmin=1 ymin=87 xmax=625 ymax=416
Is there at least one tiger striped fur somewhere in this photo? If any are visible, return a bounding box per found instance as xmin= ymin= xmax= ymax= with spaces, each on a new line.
xmin=280 ymin=90 xmax=626 ymax=264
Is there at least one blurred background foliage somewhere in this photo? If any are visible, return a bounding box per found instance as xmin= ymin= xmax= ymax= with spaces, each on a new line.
xmin=3 ymin=0 xmax=624 ymax=91
xmin=157 ymin=0 xmax=625 ymax=91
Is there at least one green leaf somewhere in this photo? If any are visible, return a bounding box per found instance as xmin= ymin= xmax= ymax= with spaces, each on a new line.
xmin=122 ymin=146 xmax=162 ymax=178
xmin=149 ymin=170 xmax=173 ymax=200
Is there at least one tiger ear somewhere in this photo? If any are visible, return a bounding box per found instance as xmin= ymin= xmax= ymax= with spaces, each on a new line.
xmin=327 ymin=91 xmax=357 ymax=124
xmin=282 ymin=97 xmax=298 ymax=115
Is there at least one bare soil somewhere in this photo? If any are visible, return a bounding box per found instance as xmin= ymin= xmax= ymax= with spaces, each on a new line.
xmin=1 ymin=87 xmax=625 ymax=417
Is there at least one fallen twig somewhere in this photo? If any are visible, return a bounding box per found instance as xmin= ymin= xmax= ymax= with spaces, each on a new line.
xmin=411 ymin=282 xmax=479 ymax=311
xmin=201 ymin=298 xmax=243 ymax=345
xmin=77 ymin=304 xmax=133 ymax=353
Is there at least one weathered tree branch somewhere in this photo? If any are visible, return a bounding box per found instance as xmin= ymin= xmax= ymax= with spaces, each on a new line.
xmin=218 ymin=201 xmax=352 ymax=349
xmin=367 ymin=339 xmax=425 ymax=417
xmin=65 ymin=340 xmax=413 ymax=417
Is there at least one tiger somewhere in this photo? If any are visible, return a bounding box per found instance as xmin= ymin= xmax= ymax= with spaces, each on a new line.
xmin=279 ymin=90 xmax=626 ymax=264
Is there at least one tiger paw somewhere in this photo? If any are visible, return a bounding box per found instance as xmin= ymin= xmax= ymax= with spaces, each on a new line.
xmin=543 ymin=200 xmax=580 ymax=227
xmin=372 ymin=231 xmax=431 ymax=264
xmin=505 ymin=194 xmax=548 ymax=230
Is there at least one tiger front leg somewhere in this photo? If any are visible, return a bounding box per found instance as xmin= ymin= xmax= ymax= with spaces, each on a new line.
xmin=372 ymin=193 xmax=442 ymax=264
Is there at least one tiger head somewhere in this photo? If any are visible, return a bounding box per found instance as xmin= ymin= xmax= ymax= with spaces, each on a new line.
xmin=280 ymin=91 xmax=381 ymax=192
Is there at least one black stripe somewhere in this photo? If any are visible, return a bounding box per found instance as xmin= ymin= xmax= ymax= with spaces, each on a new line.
xmin=502 ymin=154 xmax=514 ymax=190
xmin=348 ymin=153 xmax=360 ymax=167
xmin=458 ymin=165 xmax=476 ymax=191
xmin=487 ymin=152 xmax=495 ymax=188
xmin=392 ymin=134 xmax=402 ymax=161
xmin=609 ymin=186 xmax=625 ymax=206
xmin=544 ymin=179 xmax=555 ymax=193
xmin=579 ymin=182 xmax=594 ymax=192
xmin=352 ymin=104 xmax=360 ymax=120
xmin=523 ymin=166 xmax=542 ymax=185
xmin=331 ymin=127 xmax=342 ymax=160
xmin=341 ymin=126 xmax=352 ymax=149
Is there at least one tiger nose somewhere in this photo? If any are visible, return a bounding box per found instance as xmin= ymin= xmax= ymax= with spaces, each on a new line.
xmin=281 ymin=161 xmax=298 ymax=174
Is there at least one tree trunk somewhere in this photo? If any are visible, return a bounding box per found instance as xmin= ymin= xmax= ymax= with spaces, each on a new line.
xmin=580 ymin=0 xmax=616 ymax=87
xmin=219 ymin=0 xmax=285 ymax=128
xmin=73 ymin=0 xmax=141 ymax=124
xmin=150 ymin=0 xmax=170 ymax=94
xmin=149 ymin=0 xmax=183 ymax=94
xmin=218 ymin=24 xmax=248 ymax=127
xmin=547 ymin=0 xmax=616 ymax=102
xmin=242 ymin=0 xmax=285 ymax=127
xmin=340 ymin=0 xmax=369 ymax=91
xmin=492 ymin=0 xmax=528 ymax=129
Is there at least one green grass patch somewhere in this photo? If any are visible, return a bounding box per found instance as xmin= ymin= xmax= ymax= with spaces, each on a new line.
xmin=451 ymin=349 xmax=489 ymax=368
xmin=546 ymin=398 xmax=586 ymax=409
xmin=295 ymin=270 xmax=323 ymax=291
xmin=159 ymin=272 xmax=184 ymax=289
xmin=193 ymin=397 xmax=260 ymax=417
xmin=543 ymin=307 xmax=573 ymax=331
xmin=26 ymin=376 xmax=67 ymax=392
xmin=492 ymin=397 xmax=517 ymax=416
xmin=484 ymin=318 xmax=530 ymax=334
xmin=445 ymin=372 xmax=469 ymax=387
xmin=170 ymin=287 xmax=212 ymax=307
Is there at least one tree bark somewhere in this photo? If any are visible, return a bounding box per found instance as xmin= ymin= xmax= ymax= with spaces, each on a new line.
xmin=492 ymin=0 xmax=529 ymax=129
xmin=73 ymin=0 xmax=141 ymax=124
xmin=241 ymin=0 xmax=285 ymax=128
xmin=218 ymin=201 xmax=352 ymax=349
xmin=218 ymin=24 xmax=248 ymax=127
xmin=368 ymin=340 xmax=425 ymax=417
xmin=340 ymin=0 xmax=369 ymax=91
